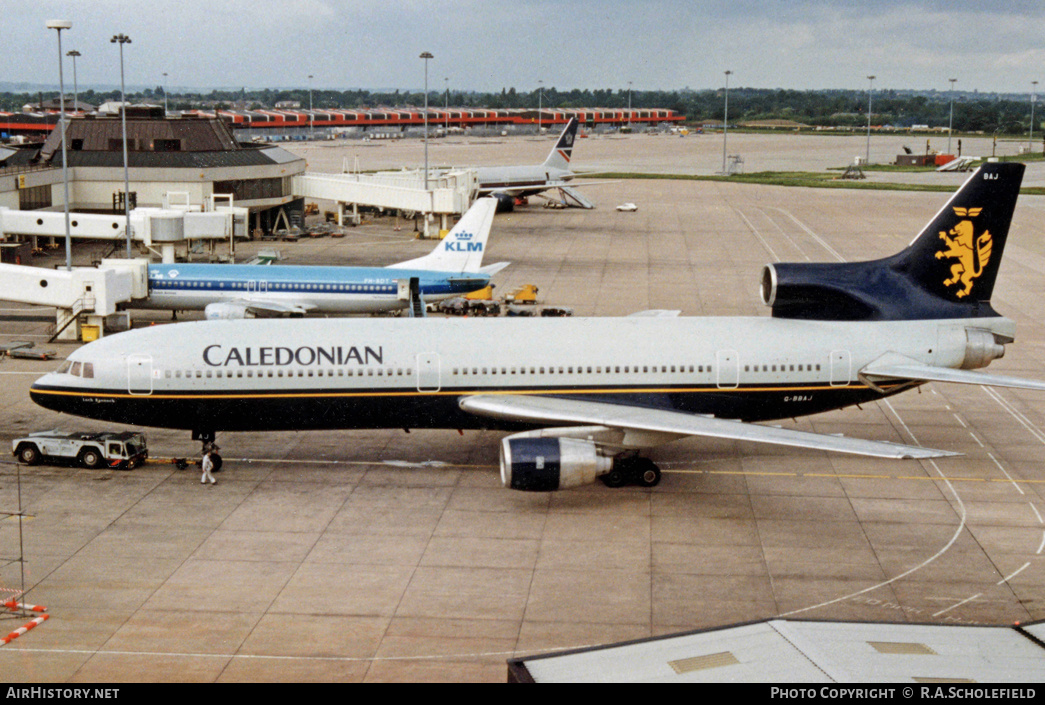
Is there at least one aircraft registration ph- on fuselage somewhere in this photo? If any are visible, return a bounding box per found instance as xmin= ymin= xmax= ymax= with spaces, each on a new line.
xmin=136 ymin=197 xmax=505 ymax=320
xmin=32 ymin=162 xmax=1045 ymax=492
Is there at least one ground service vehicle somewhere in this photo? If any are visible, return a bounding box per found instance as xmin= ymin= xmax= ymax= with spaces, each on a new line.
xmin=13 ymin=431 xmax=148 ymax=469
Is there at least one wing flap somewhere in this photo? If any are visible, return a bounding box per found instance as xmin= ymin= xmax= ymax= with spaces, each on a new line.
xmin=459 ymin=394 xmax=957 ymax=459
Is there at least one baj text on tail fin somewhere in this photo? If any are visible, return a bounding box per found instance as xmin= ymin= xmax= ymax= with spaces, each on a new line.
xmin=895 ymin=161 xmax=1023 ymax=306
xmin=762 ymin=161 xmax=1025 ymax=322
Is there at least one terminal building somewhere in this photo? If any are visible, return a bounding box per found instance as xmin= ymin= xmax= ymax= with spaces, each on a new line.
xmin=0 ymin=107 xmax=306 ymax=237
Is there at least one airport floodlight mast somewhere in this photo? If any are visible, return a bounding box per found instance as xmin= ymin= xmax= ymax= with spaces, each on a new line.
xmin=111 ymin=33 xmax=132 ymax=258
xmin=46 ymin=19 xmax=72 ymax=271
xmin=948 ymin=78 xmax=957 ymax=155
xmin=66 ymin=50 xmax=80 ymax=114
xmin=444 ymin=77 xmax=449 ymax=132
xmin=628 ymin=81 xmax=633 ymax=129
xmin=420 ymin=52 xmax=433 ymax=193
xmin=163 ymin=72 xmax=168 ymax=115
xmin=721 ymin=70 xmax=731 ymax=175
xmin=308 ymin=74 xmax=314 ymax=139
xmin=1032 ymin=81 xmax=1039 ymax=154
xmin=865 ymin=75 xmax=875 ymax=166
xmin=538 ymin=80 xmax=543 ymax=134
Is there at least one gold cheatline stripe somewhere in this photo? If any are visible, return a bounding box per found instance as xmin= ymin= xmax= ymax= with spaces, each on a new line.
xmin=33 ymin=381 xmax=904 ymax=401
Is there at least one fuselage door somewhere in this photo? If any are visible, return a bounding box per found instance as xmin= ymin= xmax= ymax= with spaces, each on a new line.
xmin=716 ymin=350 xmax=739 ymax=389
xmin=416 ymin=352 xmax=441 ymax=392
xmin=127 ymin=353 xmax=154 ymax=396
xmin=830 ymin=350 xmax=852 ymax=387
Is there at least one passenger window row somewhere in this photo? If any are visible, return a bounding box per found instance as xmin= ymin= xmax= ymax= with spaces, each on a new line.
xmin=743 ymin=363 xmax=822 ymax=373
xmin=163 ymin=368 xmax=413 ymax=379
xmin=451 ymin=364 xmax=709 ymax=376
xmin=161 ymin=280 xmax=393 ymax=293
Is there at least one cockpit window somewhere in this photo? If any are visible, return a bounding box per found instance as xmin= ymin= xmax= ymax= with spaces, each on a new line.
xmin=56 ymin=361 xmax=72 ymax=374
xmin=82 ymin=362 xmax=94 ymax=378
xmin=71 ymin=362 xmax=82 ymax=376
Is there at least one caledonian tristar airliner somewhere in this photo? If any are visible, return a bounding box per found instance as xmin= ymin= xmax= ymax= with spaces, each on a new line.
xmin=29 ymin=162 xmax=1045 ymax=492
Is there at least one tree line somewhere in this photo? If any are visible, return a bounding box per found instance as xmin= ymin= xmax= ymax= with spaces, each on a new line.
xmin=3 ymin=86 xmax=1040 ymax=135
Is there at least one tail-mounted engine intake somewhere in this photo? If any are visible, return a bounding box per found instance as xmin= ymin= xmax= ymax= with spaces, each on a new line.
xmin=500 ymin=436 xmax=612 ymax=491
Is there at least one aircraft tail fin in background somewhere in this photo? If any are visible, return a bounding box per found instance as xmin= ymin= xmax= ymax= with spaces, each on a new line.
xmin=762 ymin=162 xmax=1025 ymax=322
xmin=541 ymin=118 xmax=579 ymax=171
xmin=389 ymin=197 xmax=498 ymax=273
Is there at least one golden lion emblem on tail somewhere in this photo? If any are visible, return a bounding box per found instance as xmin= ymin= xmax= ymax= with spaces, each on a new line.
xmin=935 ymin=207 xmax=991 ymax=298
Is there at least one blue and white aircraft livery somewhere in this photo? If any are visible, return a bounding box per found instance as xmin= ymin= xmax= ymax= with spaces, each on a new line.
xmin=137 ymin=197 xmax=504 ymax=319
xmin=31 ymin=163 xmax=1045 ymax=493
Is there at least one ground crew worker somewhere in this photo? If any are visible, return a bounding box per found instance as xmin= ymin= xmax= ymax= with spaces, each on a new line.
xmin=201 ymin=449 xmax=217 ymax=486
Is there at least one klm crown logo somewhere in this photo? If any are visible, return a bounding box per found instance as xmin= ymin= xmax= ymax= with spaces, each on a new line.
xmin=935 ymin=207 xmax=992 ymax=298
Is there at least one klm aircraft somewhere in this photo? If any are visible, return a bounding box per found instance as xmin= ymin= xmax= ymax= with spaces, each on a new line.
xmin=135 ymin=198 xmax=504 ymax=319
xmin=31 ymin=164 xmax=1045 ymax=492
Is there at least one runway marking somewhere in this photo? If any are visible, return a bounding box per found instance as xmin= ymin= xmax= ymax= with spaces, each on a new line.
xmin=980 ymin=385 xmax=1045 ymax=446
xmin=932 ymin=593 xmax=982 ymax=618
xmin=988 ymin=452 xmax=1025 ymax=495
xmin=997 ymin=562 xmax=1031 ymax=585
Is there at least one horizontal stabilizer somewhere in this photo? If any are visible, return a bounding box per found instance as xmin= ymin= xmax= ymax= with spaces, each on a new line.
xmin=861 ymin=356 xmax=1045 ymax=392
xmin=479 ymin=262 xmax=511 ymax=276
xmin=459 ymin=394 xmax=958 ymax=460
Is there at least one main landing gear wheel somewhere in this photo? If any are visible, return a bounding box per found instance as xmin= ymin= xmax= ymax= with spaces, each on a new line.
xmin=600 ymin=456 xmax=662 ymax=488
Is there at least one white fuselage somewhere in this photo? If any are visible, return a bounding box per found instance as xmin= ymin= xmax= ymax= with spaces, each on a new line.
xmin=30 ymin=314 xmax=1015 ymax=432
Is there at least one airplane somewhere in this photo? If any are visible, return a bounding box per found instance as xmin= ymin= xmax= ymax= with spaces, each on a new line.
xmin=29 ymin=162 xmax=1045 ymax=493
xmin=134 ymin=197 xmax=505 ymax=319
xmin=475 ymin=118 xmax=591 ymax=211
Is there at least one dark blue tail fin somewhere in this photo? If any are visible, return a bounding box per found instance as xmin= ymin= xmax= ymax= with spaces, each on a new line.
xmin=761 ymin=161 xmax=1025 ymax=321
xmin=542 ymin=118 xmax=579 ymax=170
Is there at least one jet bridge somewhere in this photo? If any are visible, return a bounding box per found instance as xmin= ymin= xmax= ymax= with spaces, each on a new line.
xmin=293 ymin=169 xmax=477 ymax=237
xmin=0 ymin=192 xmax=247 ymax=264
xmin=0 ymin=259 xmax=148 ymax=342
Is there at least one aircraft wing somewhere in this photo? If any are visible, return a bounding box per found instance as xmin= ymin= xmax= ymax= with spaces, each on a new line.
xmin=458 ymin=394 xmax=958 ymax=459
xmin=235 ymin=298 xmax=317 ymax=316
xmin=860 ymin=355 xmax=1045 ymax=392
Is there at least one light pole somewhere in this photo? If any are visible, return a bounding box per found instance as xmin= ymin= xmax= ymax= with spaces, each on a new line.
xmin=162 ymin=72 xmax=168 ymax=115
xmin=865 ymin=75 xmax=875 ymax=166
xmin=308 ymin=74 xmax=314 ymax=139
xmin=722 ymin=70 xmax=731 ymax=174
xmin=948 ymin=78 xmax=957 ymax=155
xmin=628 ymin=80 xmax=633 ymax=130
xmin=1032 ymin=81 xmax=1039 ymax=154
xmin=538 ymin=80 xmax=543 ymax=134
xmin=47 ymin=20 xmax=72 ymax=271
xmin=111 ymin=33 xmax=133 ymax=258
xmin=444 ymin=77 xmax=449 ymax=132
xmin=66 ymin=49 xmax=80 ymax=114
xmin=420 ymin=51 xmax=433 ymax=237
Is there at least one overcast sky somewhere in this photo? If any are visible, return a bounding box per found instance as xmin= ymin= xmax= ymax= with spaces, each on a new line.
xmin=7 ymin=1 xmax=1044 ymax=95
